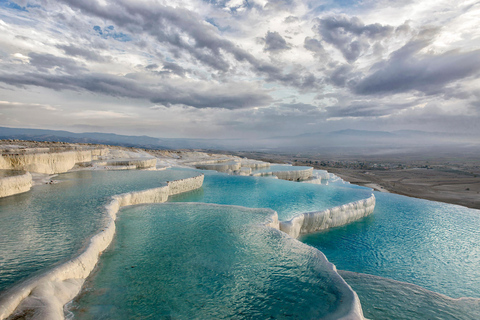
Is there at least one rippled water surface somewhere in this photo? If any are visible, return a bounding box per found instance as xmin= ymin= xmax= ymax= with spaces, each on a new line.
xmin=0 ymin=168 xmax=198 ymax=292
xmin=301 ymin=192 xmax=480 ymax=298
xmin=340 ymin=271 xmax=480 ymax=320
xmin=72 ymin=203 xmax=354 ymax=320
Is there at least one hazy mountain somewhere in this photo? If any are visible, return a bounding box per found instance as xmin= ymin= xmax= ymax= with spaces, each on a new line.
xmin=1 ymin=127 xmax=478 ymax=158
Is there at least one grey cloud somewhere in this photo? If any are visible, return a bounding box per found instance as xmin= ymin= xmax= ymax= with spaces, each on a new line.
xmin=158 ymin=62 xmax=188 ymax=77
xmin=314 ymin=15 xmax=394 ymax=62
xmin=304 ymin=37 xmax=326 ymax=58
xmin=57 ymin=44 xmax=109 ymax=62
xmin=353 ymin=39 xmax=480 ymax=95
xmin=328 ymin=64 xmax=355 ymax=87
xmin=263 ymin=31 xmax=291 ymax=52
xmin=58 ymin=0 xmax=250 ymax=72
xmin=264 ymin=0 xmax=296 ymax=11
xmin=145 ymin=64 xmax=159 ymax=70
xmin=28 ymin=52 xmax=87 ymax=74
xmin=0 ymin=71 xmax=272 ymax=110
xmin=325 ymin=101 xmax=415 ymax=118
xmin=284 ymin=16 xmax=299 ymax=23
xmin=258 ymin=65 xmax=320 ymax=90
xmin=145 ymin=62 xmax=188 ymax=77
xmin=55 ymin=0 xmax=317 ymax=91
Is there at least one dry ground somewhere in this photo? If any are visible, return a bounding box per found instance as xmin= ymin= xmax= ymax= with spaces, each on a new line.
xmin=327 ymin=167 xmax=480 ymax=209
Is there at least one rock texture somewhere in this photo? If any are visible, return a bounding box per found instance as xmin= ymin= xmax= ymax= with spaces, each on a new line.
xmin=0 ymin=149 xmax=107 ymax=174
xmin=0 ymin=172 xmax=32 ymax=198
xmin=253 ymin=168 xmax=313 ymax=181
xmin=93 ymin=158 xmax=157 ymax=169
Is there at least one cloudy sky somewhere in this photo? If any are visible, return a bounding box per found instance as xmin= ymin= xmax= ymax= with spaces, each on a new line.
xmin=0 ymin=0 xmax=479 ymax=139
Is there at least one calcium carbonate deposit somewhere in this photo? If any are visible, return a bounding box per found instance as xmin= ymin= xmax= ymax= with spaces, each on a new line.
xmin=1 ymin=148 xmax=479 ymax=320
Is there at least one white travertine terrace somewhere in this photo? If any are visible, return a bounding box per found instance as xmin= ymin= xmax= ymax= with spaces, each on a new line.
xmin=271 ymin=167 xmax=313 ymax=181
xmin=0 ymin=148 xmax=374 ymax=320
xmin=191 ymin=158 xmax=270 ymax=176
xmin=0 ymin=149 xmax=108 ymax=174
xmin=0 ymin=174 xmax=204 ymax=320
xmin=195 ymin=162 xmax=242 ymax=172
xmin=303 ymin=177 xmax=323 ymax=184
xmin=280 ymin=195 xmax=376 ymax=239
xmin=0 ymin=172 xmax=32 ymax=198
xmin=252 ymin=167 xmax=314 ymax=181
xmin=303 ymin=170 xmax=331 ymax=184
xmin=91 ymin=158 xmax=157 ymax=169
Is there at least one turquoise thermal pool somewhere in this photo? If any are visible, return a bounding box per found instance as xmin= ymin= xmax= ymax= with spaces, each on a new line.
xmin=71 ymin=203 xmax=358 ymax=319
xmin=1 ymin=165 xmax=480 ymax=320
xmin=170 ymin=170 xmax=372 ymax=220
xmin=0 ymin=168 xmax=198 ymax=292
xmin=301 ymin=192 xmax=480 ymax=299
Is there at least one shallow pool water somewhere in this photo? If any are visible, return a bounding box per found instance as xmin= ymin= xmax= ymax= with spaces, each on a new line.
xmin=301 ymin=191 xmax=480 ymax=299
xmin=170 ymin=170 xmax=372 ymax=220
xmin=71 ymin=203 xmax=356 ymax=320
xmin=0 ymin=168 xmax=199 ymax=292
xmin=3 ymin=165 xmax=479 ymax=320
xmin=339 ymin=271 xmax=480 ymax=320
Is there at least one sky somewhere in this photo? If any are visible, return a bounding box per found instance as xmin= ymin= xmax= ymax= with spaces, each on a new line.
xmin=0 ymin=0 xmax=479 ymax=139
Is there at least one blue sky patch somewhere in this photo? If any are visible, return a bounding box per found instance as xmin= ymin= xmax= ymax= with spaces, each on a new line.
xmin=0 ymin=0 xmax=27 ymax=11
xmin=93 ymin=25 xmax=132 ymax=42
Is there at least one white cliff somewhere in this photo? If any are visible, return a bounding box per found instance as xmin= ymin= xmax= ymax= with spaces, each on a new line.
xmin=192 ymin=159 xmax=270 ymax=176
xmin=280 ymin=195 xmax=376 ymax=239
xmin=303 ymin=177 xmax=323 ymax=184
xmin=195 ymin=162 xmax=242 ymax=172
xmin=0 ymin=174 xmax=204 ymax=320
xmin=92 ymin=158 xmax=157 ymax=170
xmin=0 ymin=149 xmax=107 ymax=174
xmin=0 ymin=172 xmax=32 ymax=198
xmin=252 ymin=167 xmax=314 ymax=181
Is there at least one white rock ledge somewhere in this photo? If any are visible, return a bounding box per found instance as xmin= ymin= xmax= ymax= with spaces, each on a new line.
xmin=0 ymin=174 xmax=204 ymax=320
xmin=0 ymin=149 xmax=108 ymax=174
xmin=0 ymin=172 xmax=32 ymax=198
xmin=252 ymin=167 xmax=313 ymax=181
xmin=91 ymin=158 xmax=157 ymax=169
xmin=280 ymin=194 xmax=376 ymax=239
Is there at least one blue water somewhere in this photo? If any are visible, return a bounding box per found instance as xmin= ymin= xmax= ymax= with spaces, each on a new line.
xmin=3 ymin=165 xmax=480 ymax=320
xmin=71 ymin=203 xmax=355 ymax=320
xmin=339 ymin=271 xmax=480 ymax=320
xmin=170 ymin=170 xmax=372 ymax=220
xmin=0 ymin=168 xmax=199 ymax=292
xmin=301 ymin=191 xmax=480 ymax=299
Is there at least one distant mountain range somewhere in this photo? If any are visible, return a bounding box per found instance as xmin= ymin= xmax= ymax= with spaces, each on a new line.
xmin=1 ymin=126 xmax=478 ymax=157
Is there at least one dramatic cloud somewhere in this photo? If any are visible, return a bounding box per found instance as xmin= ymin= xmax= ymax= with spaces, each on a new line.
xmin=263 ymin=31 xmax=291 ymax=52
xmin=0 ymin=70 xmax=272 ymax=109
xmin=0 ymin=0 xmax=478 ymax=139
xmin=28 ymin=53 xmax=87 ymax=74
xmin=57 ymin=45 xmax=109 ymax=62
xmin=353 ymin=39 xmax=480 ymax=95
xmin=314 ymin=15 xmax=394 ymax=62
